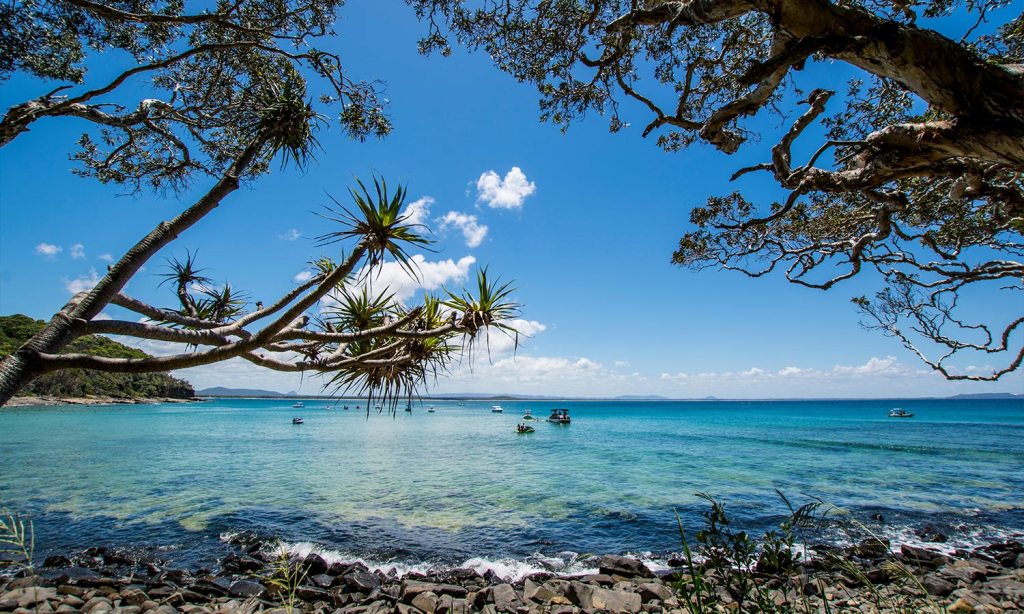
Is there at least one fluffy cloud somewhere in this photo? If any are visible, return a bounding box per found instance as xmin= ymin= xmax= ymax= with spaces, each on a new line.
xmin=35 ymin=243 xmax=62 ymax=258
xmin=331 ymin=254 xmax=477 ymax=307
xmin=402 ymin=197 xmax=434 ymax=229
xmin=439 ymin=211 xmax=489 ymax=248
xmin=475 ymin=167 xmax=536 ymax=210
xmin=279 ymin=229 xmax=302 ymax=241
xmin=65 ymin=269 xmax=100 ymax=294
xmin=98 ymin=253 xmax=114 ymax=262
xmin=466 ymin=319 xmax=546 ymax=356
xmin=70 ymin=243 xmax=86 ymax=260
xmin=293 ymin=270 xmax=314 ymax=283
xmin=658 ymin=356 xmax=913 ymax=385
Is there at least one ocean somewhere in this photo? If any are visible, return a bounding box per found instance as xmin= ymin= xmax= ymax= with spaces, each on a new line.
xmin=1 ymin=397 xmax=1021 ymax=577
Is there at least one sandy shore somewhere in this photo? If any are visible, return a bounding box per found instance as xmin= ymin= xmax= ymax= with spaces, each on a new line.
xmin=4 ymin=395 xmax=203 ymax=407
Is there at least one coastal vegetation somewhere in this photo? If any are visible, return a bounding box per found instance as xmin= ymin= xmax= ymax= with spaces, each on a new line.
xmin=0 ymin=2 xmax=517 ymax=407
xmin=411 ymin=0 xmax=1024 ymax=381
xmin=0 ymin=314 xmax=193 ymax=400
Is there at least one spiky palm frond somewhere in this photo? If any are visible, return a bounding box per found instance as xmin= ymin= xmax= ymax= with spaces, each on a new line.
xmin=325 ymin=285 xmax=397 ymax=332
xmin=315 ymin=176 xmax=432 ymax=279
xmin=443 ymin=267 xmax=520 ymax=335
xmin=159 ymin=250 xmax=212 ymax=318
xmin=255 ymin=74 xmax=323 ymax=170
xmin=199 ymin=282 xmax=248 ymax=323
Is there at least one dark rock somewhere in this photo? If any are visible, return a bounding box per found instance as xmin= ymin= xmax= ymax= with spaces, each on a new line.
xmin=344 ymin=571 xmax=382 ymax=593
xmin=53 ymin=567 xmax=103 ymax=587
xmin=43 ymin=555 xmax=72 ymax=568
xmin=220 ymin=553 xmax=263 ymax=574
xmin=870 ymin=513 xmax=885 ymax=523
xmin=188 ymin=578 xmax=230 ymax=598
xmin=900 ymin=544 xmax=949 ymax=569
xmin=120 ymin=588 xmax=149 ymax=606
xmin=637 ymin=582 xmax=674 ymax=603
xmin=922 ymin=574 xmax=956 ymax=597
xmin=327 ymin=562 xmax=350 ymax=576
xmin=402 ymin=580 xmax=468 ymax=599
xmin=850 ymin=537 xmax=889 ymax=559
xmin=597 ymin=555 xmax=654 ymax=579
xmin=228 ymin=579 xmax=265 ymax=599
xmin=295 ymin=584 xmax=331 ymax=602
xmin=666 ymin=557 xmax=687 ymax=568
xmin=101 ymin=549 xmax=136 ymax=565
xmin=579 ymin=574 xmax=615 ymax=586
xmin=302 ymin=553 xmax=329 ymax=576
xmin=309 ymin=573 xmax=335 ymax=589
xmin=914 ymin=524 xmax=948 ymax=543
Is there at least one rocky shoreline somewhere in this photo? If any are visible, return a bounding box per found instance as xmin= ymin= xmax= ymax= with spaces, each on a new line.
xmin=2 ymin=535 xmax=1023 ymax=613
xmin=4 ymin=396 xmax=204 ymax=407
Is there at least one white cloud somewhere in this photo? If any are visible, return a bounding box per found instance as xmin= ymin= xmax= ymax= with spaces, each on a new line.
xmin=402 ymin=197 xmax=434 ymax=229
xmin=64 ymin=268 xmax=100 ymax=294
xmin=468 ymin=319 xmax=546 ymax=356
xmin=70 ymin=243 xmax=86 ymax=260
xmin=279 ymin=229 xmax=302 ymax=241
xmin=331 ymin=254 xmax=477 ymax=307
xmin=35 ymin=243 xmax=62 ymax=258
xmin=294 ymin=270 xmax=314 ymax=283
xmin=439 ymin=211 xmax=489 ymax=248
xmin=475 ymin=167 xmax=536 ymax=210
xmin=98 ymin=253 xmax=114 ymax=262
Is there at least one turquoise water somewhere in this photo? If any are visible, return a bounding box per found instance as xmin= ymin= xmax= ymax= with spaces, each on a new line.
xmin=1 ymin=398 xmax=1022 ymax=573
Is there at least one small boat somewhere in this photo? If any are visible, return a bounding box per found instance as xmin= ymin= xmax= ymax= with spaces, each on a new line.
xmin=427 ymin=406 xmax=435 ymax=413
xmin=522 ymin=409 xmax=537 ymax=421
xmin=343 ymin=405 xmax=349 ymax=410
xmin=293 ymin=401 xmax=304 ymax=408
xmin=888 ymin=408 xmax=915 ymax=418
xmin=548 ymin=408 xmax=571 ymax=424
xmin=516 ymin=424 xmax=535 ymax=434
xmin=292 ymin=417 xmax=304 ymax=424
xmin=491 ymin=405 xmax=504 ymax=413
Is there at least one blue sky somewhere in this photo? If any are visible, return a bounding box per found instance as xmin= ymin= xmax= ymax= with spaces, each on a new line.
xmin=1 ymin=1 xmax=1021 ymax=398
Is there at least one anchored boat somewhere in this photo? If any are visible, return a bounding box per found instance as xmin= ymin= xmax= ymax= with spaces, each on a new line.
xmin=888 ymin=408 xmax=914 ymax=418
xmin=548 ymin=408 xmax=571 ymax=424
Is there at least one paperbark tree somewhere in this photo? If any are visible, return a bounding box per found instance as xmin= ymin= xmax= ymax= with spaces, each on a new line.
xmin=0 ymin=1 xmax=516 ymax=406
xmin=411 ymin=0 xmax=1023 ymax=380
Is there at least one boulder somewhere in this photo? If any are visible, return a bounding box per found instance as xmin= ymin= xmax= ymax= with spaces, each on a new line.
xmin=597 ymin=555 xmax=654 ymax=579
xmin=850 ymin=538 xmax=889 ymax=559
xmin=410 ymin=590 xmax=439 ymax=613
xmin=914 ymin=524 xmax=948 ymax=543
xmin=567 ymin=581 xmax=642 ymax=613
xmin=43 ymin=555 xmax=72 ymax=568
xmin=220 ymin=553 xmax=263 ymax=574
xmin=921 ymin=574 xmax=955 ymax=597
xmin=309 ymin=573 xmax=335 ymax=588
xmin=344 ymin=571 xmax=382 ymax=593
xmin=487 ymin=583 xmax=520 ymax=612
xmin=294 ymin=584 xmax=331 ymax=602
xmin=302 ymin=553 xmax=329 ymax=576
xmin=637 ymin=582 xmax=674 ymax=603
xmin=0 ymin=587 xmax=58 ymax=607
xmin=900 ymin=544 xmax=949 ymax=569
xmin=402 ymin=580 xmax=468 ymax=599
xmin=228 ymin=580 xmax=265 ymax=598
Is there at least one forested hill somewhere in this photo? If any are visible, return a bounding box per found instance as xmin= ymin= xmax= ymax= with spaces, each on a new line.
xmin=0 ymin=314 xmax=194 ymax=399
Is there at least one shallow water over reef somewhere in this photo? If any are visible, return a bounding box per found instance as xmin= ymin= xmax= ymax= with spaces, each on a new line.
xmin=1 ymin=398 xmax=1022 ymax=572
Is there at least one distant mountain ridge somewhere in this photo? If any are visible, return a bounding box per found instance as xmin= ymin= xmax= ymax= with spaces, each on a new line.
xmin=198 ymin=387 xmax=298 ymax=397
xmin=197 ymin=388 xmax=1020 ymax=401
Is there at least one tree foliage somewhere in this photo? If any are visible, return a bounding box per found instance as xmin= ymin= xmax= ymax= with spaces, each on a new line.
xmin=0 ymin=314 xmax=194 ymax=399
xmin=411 ymin=0 xmax=1023 ymax=380
xmin=0 ymin=1 xmax=517 ymax=407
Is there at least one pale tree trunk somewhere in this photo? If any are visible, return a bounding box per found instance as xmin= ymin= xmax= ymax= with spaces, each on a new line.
xmin=0 ymin=137 xmax=266 ymax=406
